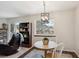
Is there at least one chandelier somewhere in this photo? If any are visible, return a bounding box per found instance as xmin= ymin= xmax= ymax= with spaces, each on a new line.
xmin=41 ymin=1 xmax=49 ymax=23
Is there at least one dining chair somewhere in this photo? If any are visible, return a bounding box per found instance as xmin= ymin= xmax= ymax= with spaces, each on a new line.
xmin=52 ymin=42 xmax=64 ymax=58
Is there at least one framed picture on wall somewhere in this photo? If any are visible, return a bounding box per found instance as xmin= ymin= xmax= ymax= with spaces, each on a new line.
xmin=34 ymin=20 xmax=55 ymax=37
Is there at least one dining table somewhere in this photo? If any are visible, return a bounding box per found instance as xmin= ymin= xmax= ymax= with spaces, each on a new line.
xmin=34 ymin=40 xmax=58 ymax=58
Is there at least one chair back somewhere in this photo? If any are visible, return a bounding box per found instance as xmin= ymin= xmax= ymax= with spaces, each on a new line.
xmin=53 ymin=42 xmax=64 ymax=58
xmin=8 ymin=33 xmax=21 ymax=49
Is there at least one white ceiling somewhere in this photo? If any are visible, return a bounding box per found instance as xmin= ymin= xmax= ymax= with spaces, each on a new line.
xmin=0 ymin=1 xmax=79 ymax=18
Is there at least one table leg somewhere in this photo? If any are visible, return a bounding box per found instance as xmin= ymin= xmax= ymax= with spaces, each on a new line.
xmin=45 ymin=50 xmax=47 ymax=58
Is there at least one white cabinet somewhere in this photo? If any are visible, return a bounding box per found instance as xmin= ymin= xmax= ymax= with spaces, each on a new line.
xmin=0 ymin=29 xmax=7 ymax=44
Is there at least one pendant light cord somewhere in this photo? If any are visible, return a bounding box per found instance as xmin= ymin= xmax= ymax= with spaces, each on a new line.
xmin=43 ymin=1 xmax=46 ymax=13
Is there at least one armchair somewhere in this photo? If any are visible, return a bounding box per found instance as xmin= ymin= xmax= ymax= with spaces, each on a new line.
xmin=0 ymin=33 xmax=21 ymax=56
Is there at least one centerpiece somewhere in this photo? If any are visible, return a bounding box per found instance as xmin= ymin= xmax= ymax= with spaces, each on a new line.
xmin=42 ymin=37 xmax=49 ymax=45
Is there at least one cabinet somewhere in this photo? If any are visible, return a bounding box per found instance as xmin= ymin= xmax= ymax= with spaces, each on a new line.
xmin=19 ymin=22 xmax=32 ymax=47
xmin=0 ymin=29 xmax=7 ymax=44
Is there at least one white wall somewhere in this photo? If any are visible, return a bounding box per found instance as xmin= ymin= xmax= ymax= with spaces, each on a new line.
xmin=7 ymin=9 xmax=75 ymax=51
xmin=75 ymin=6 xmax=79 ymax=57
xmin=53 ymin=9 xmax=75 ymax=51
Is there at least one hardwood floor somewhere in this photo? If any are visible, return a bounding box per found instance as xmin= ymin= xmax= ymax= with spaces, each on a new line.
xmin=0 ymin=46 xmax=78 ymax=58
xmin=23 ymin=48 xmax=78 ymax=58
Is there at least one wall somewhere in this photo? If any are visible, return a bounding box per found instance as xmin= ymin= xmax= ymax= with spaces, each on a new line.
xmin=75 ymin=6 xmax=79 ymax=57
xmin=52 ymin=9 xmax=75 ymax=51
xmin=7 ymin=9 xmax=75 ymax=51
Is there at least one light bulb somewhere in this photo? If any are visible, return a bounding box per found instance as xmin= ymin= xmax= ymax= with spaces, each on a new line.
xmin=44 ymin=16 xmax=48 ymax=20
xmin=41 ymin=17 xmax=45 ymax=21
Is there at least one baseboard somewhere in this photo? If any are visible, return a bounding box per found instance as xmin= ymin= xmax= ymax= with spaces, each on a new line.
xmin=18 ymin=47 xmax=78 ymax=58
xmin=73 ymin=49 xmax=79 ymax=57
xmin=62 ymin=50 xmax=78 ymax=58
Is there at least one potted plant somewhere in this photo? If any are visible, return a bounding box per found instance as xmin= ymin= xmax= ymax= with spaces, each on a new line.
xmin=42 ymin=37 xmax=49 ymax=45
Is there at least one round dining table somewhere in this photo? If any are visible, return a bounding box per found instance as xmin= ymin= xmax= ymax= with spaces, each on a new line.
xmin=34 ymin=40 xmax=58 ymax=58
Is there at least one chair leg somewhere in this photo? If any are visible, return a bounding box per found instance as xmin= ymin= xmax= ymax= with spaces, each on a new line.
xmin=44 ymin=50 xmax=47 ymax=58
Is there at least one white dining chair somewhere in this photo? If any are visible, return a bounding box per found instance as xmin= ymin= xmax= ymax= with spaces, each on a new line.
xmin=52 ymin=42 xmax=64 ymax=58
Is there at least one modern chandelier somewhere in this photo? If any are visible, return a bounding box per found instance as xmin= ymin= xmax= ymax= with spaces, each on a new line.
xmin=41 ymin=1 xmax=55 ymax=27
xmin=41 ymin=1 xmax=49 ymax=23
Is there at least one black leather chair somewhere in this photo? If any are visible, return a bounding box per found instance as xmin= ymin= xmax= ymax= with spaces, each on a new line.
xmin=0 ymin=33 xmax=21 ymax=56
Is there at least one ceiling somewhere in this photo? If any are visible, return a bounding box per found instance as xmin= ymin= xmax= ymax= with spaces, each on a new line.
xmin=0 ymin=1 xmax=79 ymax=18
